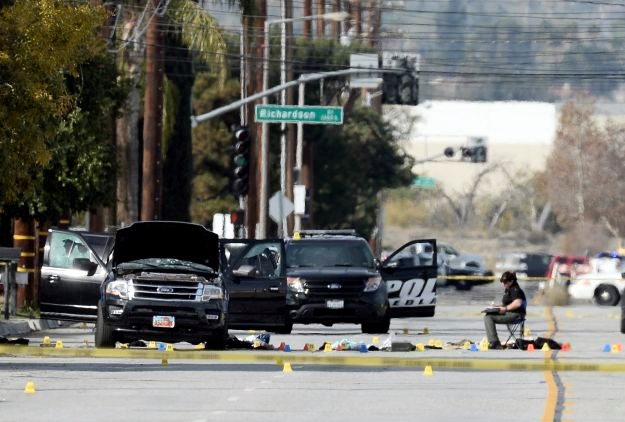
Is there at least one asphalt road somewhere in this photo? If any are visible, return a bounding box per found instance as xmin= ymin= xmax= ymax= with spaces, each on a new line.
xmin=1 ymin=285 xmax=624 ymax=422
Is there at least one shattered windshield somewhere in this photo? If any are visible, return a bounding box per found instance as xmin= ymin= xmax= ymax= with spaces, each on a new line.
xmin=116 ymin=258 xmax=215 ymax=274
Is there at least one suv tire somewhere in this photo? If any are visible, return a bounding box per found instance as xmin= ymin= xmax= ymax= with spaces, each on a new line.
xmin=274 ymin=320 xmax=293 ymax=334
xmin=204 ymin=325 xmax=228 ymax=350
xmin=361 ymin=311 xmax=391 ymax=334
xmin=95 ymin=306 xmax=117 ymax=348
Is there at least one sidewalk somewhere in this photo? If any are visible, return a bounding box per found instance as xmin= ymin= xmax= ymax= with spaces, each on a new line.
xmin=0 ymin=318 xmax=67 ymax=337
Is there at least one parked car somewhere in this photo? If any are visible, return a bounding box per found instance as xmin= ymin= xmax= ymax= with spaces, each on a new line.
xmin=40 ymin=221 xmax=290 ymax=348
xmin=495 ymin=252 xmax=553 ymax=280
xmin=284 ymin=230 xmax=438 ymax=333
xmin=569 ymin=253 xmax=625 ymax=306
xmin=436 ymin=243 xmax=492 ymax=290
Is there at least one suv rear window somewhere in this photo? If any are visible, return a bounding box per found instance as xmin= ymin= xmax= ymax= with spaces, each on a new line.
xmin=287 ymin=240 xmax=375 ymax=269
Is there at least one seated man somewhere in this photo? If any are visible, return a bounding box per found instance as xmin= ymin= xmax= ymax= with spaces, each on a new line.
xmin=483 ymin=271 xmax=526 ymax=349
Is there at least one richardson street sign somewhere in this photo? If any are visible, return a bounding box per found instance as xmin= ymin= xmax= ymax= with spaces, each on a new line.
xmin=255 ymin=105 xmax=343 ymax=125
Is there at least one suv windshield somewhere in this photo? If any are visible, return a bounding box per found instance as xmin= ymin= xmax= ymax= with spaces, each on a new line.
xmin=117 ymin=258 xmax=215 ymax=274
xmin=287 ymin=240 xmax=375 ymax=268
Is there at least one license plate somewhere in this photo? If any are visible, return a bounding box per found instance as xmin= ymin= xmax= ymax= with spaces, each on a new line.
xmin=153 ymin=315 xmax=175 ymax=328
xmin=326 ymin=299 xmax=344 ymax=309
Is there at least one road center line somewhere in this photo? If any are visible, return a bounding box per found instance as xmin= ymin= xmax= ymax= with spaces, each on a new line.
xmin=542 ymin=306 xmax=568 ymax=422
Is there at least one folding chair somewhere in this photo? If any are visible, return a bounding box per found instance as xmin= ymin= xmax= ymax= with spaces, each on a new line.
xmin=504 ymin=317 xmax=525 ymax=347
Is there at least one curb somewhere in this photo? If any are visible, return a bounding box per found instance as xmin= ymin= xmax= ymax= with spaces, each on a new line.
xmin=0 ymin=319 xmax=69 ymax=337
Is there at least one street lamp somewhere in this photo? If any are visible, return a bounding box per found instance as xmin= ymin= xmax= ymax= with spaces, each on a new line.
xmin=259 ymin=11 xmax=350 ymax=239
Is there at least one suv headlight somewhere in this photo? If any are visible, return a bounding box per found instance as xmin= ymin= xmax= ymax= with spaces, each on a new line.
xmin=364 ymin=276 xmax=382 ymax=292
xmin=106 ymin=279 xmax=128 ymax=299
xmin=287 ymin=277 xmax=304 ymax=293
xmin=202 ymin=284 xmax=224 ymax=302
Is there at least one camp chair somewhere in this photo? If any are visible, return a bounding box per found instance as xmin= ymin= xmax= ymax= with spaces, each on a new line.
xmin=504 ymin=300 xmax=527 ymax=348
xmin=504 ymin=316 xmax=525 ymax=348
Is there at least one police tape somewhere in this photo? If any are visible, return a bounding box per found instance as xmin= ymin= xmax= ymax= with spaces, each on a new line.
xmin=440 ymin=275 xmax=550 ymax=281
xmin=1 ymin=345 xmax=624 ymax=372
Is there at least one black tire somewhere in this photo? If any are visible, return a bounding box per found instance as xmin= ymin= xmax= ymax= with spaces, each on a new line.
xmin=361 ymin=312 xmax=391 ymax=334
xmin=95 ymin=306 xmax=117 ymax=348
xmin=274 ymin=319 xmax=293 ymax=334
xmin=595 ymin=285 xmax=620 ymax=306
xmin=204 ymin=326 xmax=228 ymax=350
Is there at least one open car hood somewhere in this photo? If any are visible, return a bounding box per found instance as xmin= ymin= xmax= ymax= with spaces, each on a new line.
xmin=112 ymin=221 xmax=219 ymax=272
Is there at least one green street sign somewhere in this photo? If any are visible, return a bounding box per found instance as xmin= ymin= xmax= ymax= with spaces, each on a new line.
xmin=255 ymin=105 xmax=343 ymax=125
xmin=412 ymin=177 xmax=436 ymax=188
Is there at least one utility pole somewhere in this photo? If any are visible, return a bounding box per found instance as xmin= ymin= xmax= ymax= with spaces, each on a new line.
xmin=141 ymin=0 xmax=164 ymax=221
xmin=316 ymin=0 xmax=325 ymax=38
xmin=303 ymin=0 xmax=312 ymax=38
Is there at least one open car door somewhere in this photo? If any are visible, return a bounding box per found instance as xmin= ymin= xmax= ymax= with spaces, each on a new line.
xmin=39 ymin=229 xmax=109 ymax=321
xmin=380 ymin=239 xmax=438 ymax=318
xmin=219 ymin=239 xmax=290 ymax=333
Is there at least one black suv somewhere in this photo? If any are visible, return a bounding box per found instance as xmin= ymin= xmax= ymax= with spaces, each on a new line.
xmin=285 ymin=231 xmax=438 ymax=333
xmin=40 ymin=222 xmax=290 ymax=348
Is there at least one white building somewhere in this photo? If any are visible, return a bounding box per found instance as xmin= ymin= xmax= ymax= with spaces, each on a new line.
xmin=385 ymin=101 xmax=558 ymax=194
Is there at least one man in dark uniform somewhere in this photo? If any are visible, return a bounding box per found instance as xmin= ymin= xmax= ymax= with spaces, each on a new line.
xmin=484 ymin=271 xmax=527 ymax=349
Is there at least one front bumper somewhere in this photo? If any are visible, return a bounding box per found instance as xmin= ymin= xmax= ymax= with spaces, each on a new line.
xmin=102 ymin=297 xmax=227 ymax=343
xmin=287 ymin=291 xmax=387 ymax=323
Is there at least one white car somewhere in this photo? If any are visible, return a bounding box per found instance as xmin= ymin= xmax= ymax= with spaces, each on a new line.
xmin=569 ymin=255 xmax=625 ymax=306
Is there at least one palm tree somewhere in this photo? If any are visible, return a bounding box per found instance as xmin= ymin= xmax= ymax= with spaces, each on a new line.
xmin=114 ymin=0 xmax=230 ymax=225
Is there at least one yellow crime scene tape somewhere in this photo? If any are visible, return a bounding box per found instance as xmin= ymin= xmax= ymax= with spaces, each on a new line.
xmin=440 ymin=275 xmax=549 ymax=281
xmin=1 ymin=345 xmax=624 ymax=372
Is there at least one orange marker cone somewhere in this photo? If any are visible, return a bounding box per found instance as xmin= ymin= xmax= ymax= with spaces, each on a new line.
xmin=561 ymin=343 xmax=570 ymax=352
xmin=527 ymin=343 xmax=535 ymax=352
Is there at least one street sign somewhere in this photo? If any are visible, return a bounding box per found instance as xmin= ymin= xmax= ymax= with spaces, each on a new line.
xmin=255 ymin=105 xmax=343 ymax=125
xmin=350 ymin=53 xmax=382 ymax=89
xmin=269 ymin=191 xmax=294 ymax=223
xmin=412 ymin=177 xmax=436 ymax=189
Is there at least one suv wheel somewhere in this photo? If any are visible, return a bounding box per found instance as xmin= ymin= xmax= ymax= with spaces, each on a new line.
xmin=274 ymin=320 xmax=293 ymax=334
xmin=95 ymin=306 xmax=117 ymax=348
xmin=361 ymin=312 xmax=391 ymax=334
xmin=595 ymin=285 xmax=620 ymax=306
xmin=204 ymin=326 xmax=228 ymax=350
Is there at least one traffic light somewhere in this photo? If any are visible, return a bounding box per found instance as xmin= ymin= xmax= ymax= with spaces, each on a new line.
xmin=382 ymin=53 xmax=419 ymax=105
xmin=460 ymin=137 xmax=487 ymax=163
xmin=230 ymin=126 xmax=250 ymax=196
xmin=230 ymin=209 xmax=245 ymax=226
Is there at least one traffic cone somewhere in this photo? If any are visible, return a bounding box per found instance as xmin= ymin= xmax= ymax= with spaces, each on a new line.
xmin=158 ymin=342 xmax=166 ymax=351
xmin=284 ymin=344 xmax=291 ymax=352
xmin=463 ymin=341 xmax=471 ymax=350
xmin=527 ymin=343 xmax=535 ymax=352
xmin=479 ymin=341 xmax=489 ymax=352
xmin=336 ymin=344 xmax=343 ymax=351
xmin=278 ymin=342 xmax=285 ymax=351
xmin=253 ymin=340 xmax=261 ymax=349
xmin=561 ymin=343 xmax=570 ymax=352
xmin=524 ymin=327 xmax=531 ymax=337
xmin=42 ymin=336 xmax=51 ymax=347
xmin=323 ymin=342 xmax=332 ymax=352
xmin=372 ymin=336 xmax=379 ymax=345
xmin=611 ymin=344 xmax=619 ymax=353
xmin=283 ymin=362 xmax=293 ymax=373
xmin=359 ymin=343 xmax=368 ymax=353
xmin=434 ymin=339 xmax=443 ymax=348
xmin=616 ymin=343 xmax=623 ymax=352
xmin=423 ymin=365 xmax=433 ymax=377
xmin=55 ymin=340 xmax=63 ymax=349
xmin=470 ymin=343 xmax=479 ymax=352
xmin=24 ymin=381 xmax=36 ymax=394
xmin=165 ymin=343 xmax=174 ymax=352
xmin=416 ymin=343 xmax=425 ymax=352
xmin=602 ymin=344 xmax=611 ymax=352
xmin=541 ymin=342 xmax=551 ymax=352
xmin=148 ymin=341 xmax=157 ymax=349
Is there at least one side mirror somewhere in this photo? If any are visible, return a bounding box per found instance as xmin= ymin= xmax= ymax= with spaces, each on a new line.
xmin=232 ymin=264 xmax=257 ymax=278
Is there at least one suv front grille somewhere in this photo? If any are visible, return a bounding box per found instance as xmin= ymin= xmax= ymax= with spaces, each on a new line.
xmin=130 ymin=272 xmax=204 ymax=301
xmin=303 ymin=279 xmax=364 ymax=298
